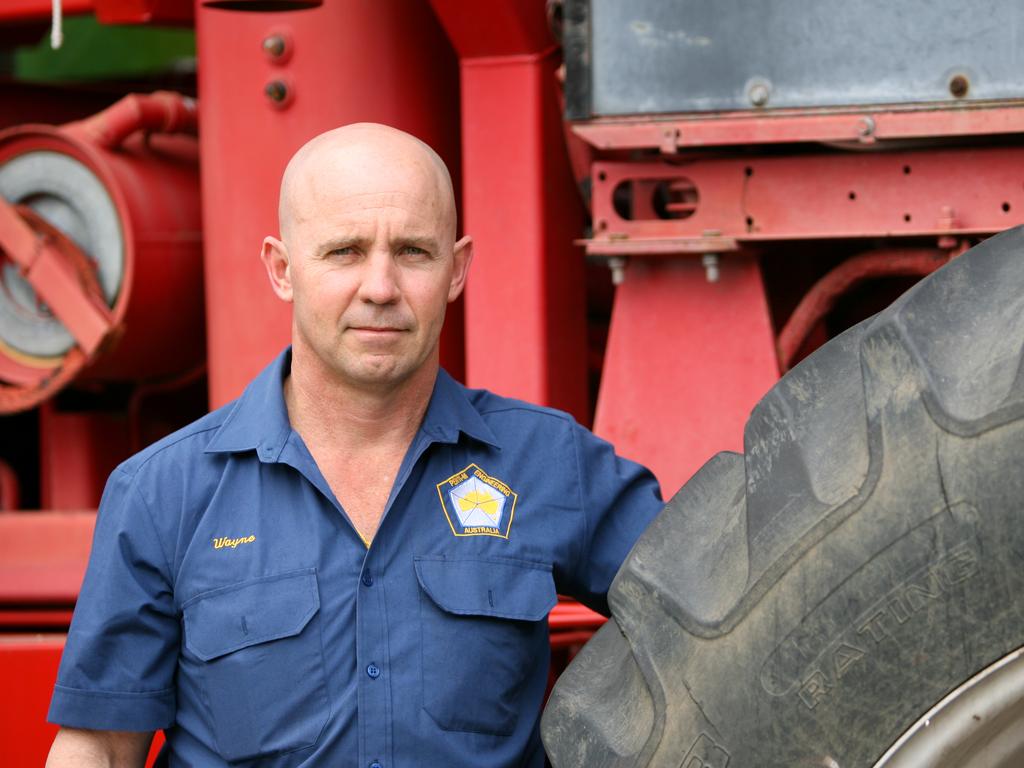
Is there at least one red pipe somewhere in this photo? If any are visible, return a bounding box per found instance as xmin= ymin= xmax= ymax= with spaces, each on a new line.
xmin=777 ymin=248 xmax=955 ymax=371
xmin=68 ymin=91 xmax=198 ymax=149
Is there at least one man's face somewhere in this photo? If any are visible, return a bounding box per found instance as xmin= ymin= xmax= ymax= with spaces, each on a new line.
xmin=268 ymin=139 xmax=470 ymax=392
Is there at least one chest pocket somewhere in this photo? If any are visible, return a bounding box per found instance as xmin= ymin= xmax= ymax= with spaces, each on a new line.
xmin=414 ymin=556 xmax=557 ymax=736
xmin=183 ymin=568 xmax=329 ymax=763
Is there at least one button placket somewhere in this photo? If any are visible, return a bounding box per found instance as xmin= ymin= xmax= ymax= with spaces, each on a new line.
xmin=357 ymin=548 xmax=390 ymax=768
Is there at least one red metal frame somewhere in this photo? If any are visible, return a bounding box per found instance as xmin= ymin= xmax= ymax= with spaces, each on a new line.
xmin=572 ymin=102 xmax=1024 ymax=151
xmin=39 ymin=403 xmax=130 ymax=509
xmin=0 ymin=635 xmax=164 ymax=766
xmin=0 ymin=0 xmax=191 ymax=24
xmin=0 ymin=459 xmax=19 ymax=510
xmin=0 ymin=0 xmax=93 ymax=21
xmin=595 ymin=256 xmax=779 ymax=496
xmin=587 ymin=146 xmax=1024 ymax=256
xmin=431 ymin=0 xmax=590 ymax=422
xmin=0 ymin=512 xmax=95 ymax=604
xmin=0 ymin=636 xmax=67 ymax=767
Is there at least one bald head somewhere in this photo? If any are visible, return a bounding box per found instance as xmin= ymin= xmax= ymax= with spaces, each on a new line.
xmin=278 ymin=123 xmax=456 ymax=247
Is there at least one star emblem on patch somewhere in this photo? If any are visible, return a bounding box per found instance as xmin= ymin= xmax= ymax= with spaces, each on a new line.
xmin=436 ymin=464 xmax=518 ymax=538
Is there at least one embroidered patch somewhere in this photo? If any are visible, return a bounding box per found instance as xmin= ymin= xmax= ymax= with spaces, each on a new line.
xmin=436 ymin=464 xmax=518 ymax=538
xmin=212 ymin=534 xmax=256 ymax=550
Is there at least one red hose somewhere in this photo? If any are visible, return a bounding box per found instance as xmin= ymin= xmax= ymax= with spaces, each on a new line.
xmin=68 ymin=91 xmax=198 ymax=149
xmin=777 ymin=248 xmax=955 ymax=371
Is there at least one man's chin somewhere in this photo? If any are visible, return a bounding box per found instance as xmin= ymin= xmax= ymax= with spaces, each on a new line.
xmin=339 ymin=356 xmax=415 ymax=389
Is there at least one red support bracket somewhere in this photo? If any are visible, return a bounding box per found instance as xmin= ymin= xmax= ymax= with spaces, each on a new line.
xmin=0 ymin=202 xmax=114 ymax=357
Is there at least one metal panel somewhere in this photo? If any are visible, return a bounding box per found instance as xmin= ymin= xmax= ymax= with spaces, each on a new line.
xmin=570 ymin=0 xmax=1024 ymax=118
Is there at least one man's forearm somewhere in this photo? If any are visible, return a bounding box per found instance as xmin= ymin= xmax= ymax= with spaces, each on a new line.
xmin=46 ymin=727 xmax=153 ymax=768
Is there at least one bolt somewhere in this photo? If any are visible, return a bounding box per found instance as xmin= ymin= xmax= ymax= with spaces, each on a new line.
xmin=608 ymin=257 xmax=627 ymax=286
xmin=660 ymin=127 xmax=680 ymax=154
xmin=857 ymin=116 xmax=876 ymax=141
xmin=748 ymin=82 xmax=770 ymax=107
xmin=949 ymin=74 xmax=969 ymax=99
xmin=264 ymin=80 xmax=288 ymax=103
xmin=702 ymin=253 xmax=720 ymax=283
xmin=262 ymin=34 xmax=286 ymax=59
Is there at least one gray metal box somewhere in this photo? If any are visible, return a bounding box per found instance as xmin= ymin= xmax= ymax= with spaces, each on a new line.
xmin=564 ymin=0 xmax=1024 ymax=119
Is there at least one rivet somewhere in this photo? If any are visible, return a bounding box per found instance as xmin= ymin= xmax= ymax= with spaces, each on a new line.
xmin=262 ymin=34 xmax=286 ymax=58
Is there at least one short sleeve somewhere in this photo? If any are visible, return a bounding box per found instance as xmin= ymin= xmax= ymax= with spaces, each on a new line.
xmin=562 ymin=423 xmax=663 ymax=615
xmin=48 ymin=466 xmax=178 ymax=731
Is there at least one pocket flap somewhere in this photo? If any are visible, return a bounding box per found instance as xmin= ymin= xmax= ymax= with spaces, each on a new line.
xmin=183 ymin=569 xmax=320 ymax=661
xmin=414 ymin=556 xmax=556 ymax=621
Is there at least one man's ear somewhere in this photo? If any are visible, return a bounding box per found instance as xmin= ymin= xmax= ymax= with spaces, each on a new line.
xmin=261 ymin=236 xmax=293 ymax=302
xmin=447 ymin=235 xmax=474 ymax=303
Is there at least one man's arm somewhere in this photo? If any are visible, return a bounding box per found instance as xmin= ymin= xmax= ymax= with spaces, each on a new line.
xmin=46 ymin=727 xmax=153 ymax=768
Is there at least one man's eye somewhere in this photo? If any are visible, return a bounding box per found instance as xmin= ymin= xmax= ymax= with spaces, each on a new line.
xmin=329 ymin=246 xmax=356 ymax=256
xmin=400 ymin=246 xmax=429 ymax=257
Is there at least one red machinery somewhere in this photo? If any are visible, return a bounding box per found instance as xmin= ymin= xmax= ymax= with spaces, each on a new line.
xmin=2 ymin=0 xmax=1023 ymax=764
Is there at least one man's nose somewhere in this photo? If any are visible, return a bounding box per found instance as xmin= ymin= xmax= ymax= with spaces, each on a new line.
xmin=358 ymin=251 xmax=401 ymax=304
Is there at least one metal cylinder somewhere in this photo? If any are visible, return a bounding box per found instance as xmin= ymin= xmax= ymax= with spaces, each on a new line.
xmin=0 ymin=92 xmax=204 ymax=413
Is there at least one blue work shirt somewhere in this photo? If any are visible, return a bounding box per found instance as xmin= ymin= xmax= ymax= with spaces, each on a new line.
xmin=49 ymin=348 xmax=662 ymax=767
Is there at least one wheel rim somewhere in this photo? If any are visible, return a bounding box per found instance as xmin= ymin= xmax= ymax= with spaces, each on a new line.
xmin=873 ymin=646 xmax=1024 ymax=768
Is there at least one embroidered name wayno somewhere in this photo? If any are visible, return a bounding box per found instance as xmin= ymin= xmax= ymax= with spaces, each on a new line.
xmin=212 ymin=534 xmax=256 ymax=550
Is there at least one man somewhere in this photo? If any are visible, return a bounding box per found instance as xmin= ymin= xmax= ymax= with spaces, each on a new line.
xmin=46 ymin=124 xmax=662 ymax=766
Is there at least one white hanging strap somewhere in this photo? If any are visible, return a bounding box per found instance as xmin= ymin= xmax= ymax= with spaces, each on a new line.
xmin=50 ymin=0 xmax=64 ymax=50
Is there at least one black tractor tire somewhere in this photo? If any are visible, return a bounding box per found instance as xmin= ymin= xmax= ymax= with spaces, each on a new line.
xmin=541 ymin=226 xmax=1024 ymax=767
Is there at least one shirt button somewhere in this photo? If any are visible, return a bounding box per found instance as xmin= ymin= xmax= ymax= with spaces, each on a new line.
xmin=366 ymin=663 xmax=381 ymax=679
xmin=361 ymin=571 xmax=373 ymax=587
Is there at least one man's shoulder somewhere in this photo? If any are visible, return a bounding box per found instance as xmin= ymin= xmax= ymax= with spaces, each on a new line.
xmin=462 ymin=384 xmax=578 ymax=430
xmin=115 ymin=399 xmax=238 ymax=480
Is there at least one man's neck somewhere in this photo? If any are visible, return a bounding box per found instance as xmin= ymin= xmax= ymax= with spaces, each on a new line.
xmin=283 ymin=349 xmax=436 ymax=455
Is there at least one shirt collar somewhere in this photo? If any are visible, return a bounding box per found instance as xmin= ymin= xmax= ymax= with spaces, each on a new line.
xmin=421 ymin=368 xmax=501 ymax=450
xmin=205 ymin=348 xmax=500 ymax=459
xmin=204 ymin=347 xmax=293 ymax=461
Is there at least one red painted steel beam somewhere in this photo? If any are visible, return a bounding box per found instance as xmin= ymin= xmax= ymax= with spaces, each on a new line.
xmin=0 ymin=511 xmax=95 ymax=604
xmin=548 ymin=601 xmax=606 ymax=630
xmin=0 ymin=0 xmax=191 ymax=23
xmin=0 ymin=637 xmax=165 ymax=767
xmin=0 ymin=0 xmax=93 ymax=21
xmin=0 ymin=459 xmax=19 ymax=510
xmin=429 ymin=0 xmax=552 ymax=59
xmin=573 ymin=102 xmax=1024 ymax=151
xmin=0 ymin=636 xmax=65 ymax=767
xmin=587 ymin=146 xmax=1024 ymax=253
xmin=0 ymin=610 xmax=74 ymax=627
xmin=595 ymin=257 xmax=779 ymax=497
xmin=430 ymin=1 xmax=589 ymax=420
xmin=93 ymin=0 xmax=193 ymax=24
xmin=39 ymin=404 xmax=130 ymax=509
